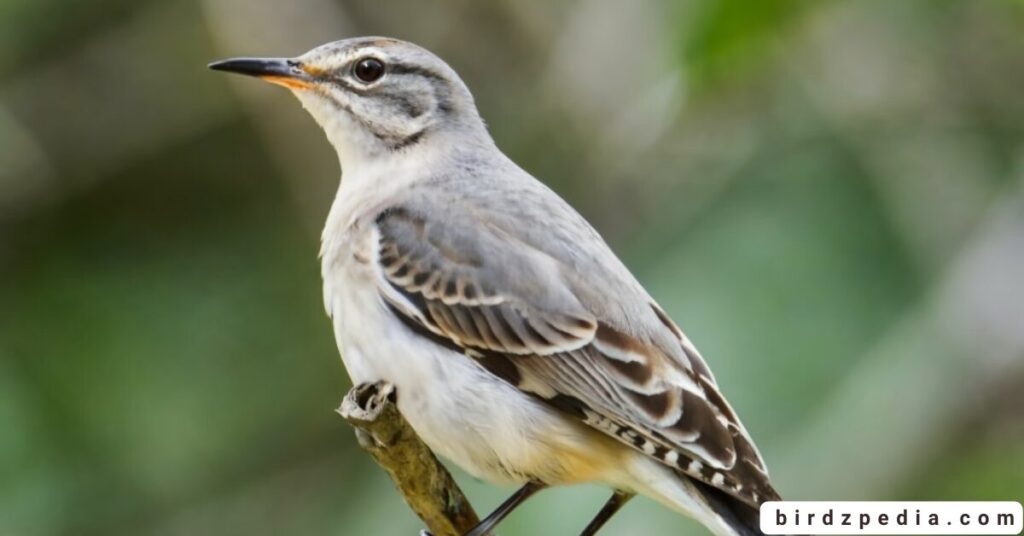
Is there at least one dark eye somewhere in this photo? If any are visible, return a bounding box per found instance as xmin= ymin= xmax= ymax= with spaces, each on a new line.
xmin=353 ymin=58 xmax=385 ymax=83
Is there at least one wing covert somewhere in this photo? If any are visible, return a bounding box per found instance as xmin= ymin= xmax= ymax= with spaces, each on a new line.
xmin=372 ymin=204 xmax=779 ymax=507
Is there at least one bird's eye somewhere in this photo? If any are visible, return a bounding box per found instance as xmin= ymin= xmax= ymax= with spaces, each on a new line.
xmin=353 ymin=58 xmax=385 ymax=83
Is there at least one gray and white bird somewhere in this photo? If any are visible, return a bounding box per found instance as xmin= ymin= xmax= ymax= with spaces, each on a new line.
xmin=210 ymin=37 xmax=780 ymax=536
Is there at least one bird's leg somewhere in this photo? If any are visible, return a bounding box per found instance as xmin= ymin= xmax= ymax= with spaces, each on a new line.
xmin=463 ymin=481 xmax=545 ymax=536
xmin=578 ymin=490 xmax=636 ymax=536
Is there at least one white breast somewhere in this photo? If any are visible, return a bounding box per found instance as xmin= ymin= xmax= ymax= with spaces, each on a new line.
xmin=320 ymin=214 xmax=627 ymax=486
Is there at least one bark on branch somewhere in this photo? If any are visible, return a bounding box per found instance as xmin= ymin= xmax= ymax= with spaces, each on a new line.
xmin=337 ymin=381 xmax=480 ymax=536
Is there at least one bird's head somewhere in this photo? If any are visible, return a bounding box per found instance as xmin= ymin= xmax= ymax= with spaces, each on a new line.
xmin=210 ymin=37 xmax=489 ymax=167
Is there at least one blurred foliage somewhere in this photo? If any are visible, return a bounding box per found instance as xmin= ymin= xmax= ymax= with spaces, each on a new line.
xmin=1 ymin=1 xmax=1022 ymax=535
xmin=678 ymin=0 xmax=812 ymax=89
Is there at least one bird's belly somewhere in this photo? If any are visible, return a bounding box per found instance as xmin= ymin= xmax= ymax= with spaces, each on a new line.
xmin=324 ymin=259 xmax=625 ymax=486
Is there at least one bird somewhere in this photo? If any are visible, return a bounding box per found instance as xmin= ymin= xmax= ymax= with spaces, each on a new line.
xmin=210 ymin=36 xmax=781 ymax=536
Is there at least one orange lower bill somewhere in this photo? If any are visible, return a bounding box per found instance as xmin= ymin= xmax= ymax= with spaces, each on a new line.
xmin=259 ymin=75 xmax=314 ymax=90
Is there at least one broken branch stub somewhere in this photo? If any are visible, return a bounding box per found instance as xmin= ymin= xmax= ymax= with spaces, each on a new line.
xmin=338 ymin=381 xmax=480 ymax=536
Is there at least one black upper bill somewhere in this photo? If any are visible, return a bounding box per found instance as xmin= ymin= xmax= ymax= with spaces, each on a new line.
xmin=207 ymin=57 xmax=307 ymax=80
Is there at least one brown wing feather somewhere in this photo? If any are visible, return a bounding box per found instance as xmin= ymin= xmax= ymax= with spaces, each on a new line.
xmin=374 ymin=206 xmax=779 ymax=506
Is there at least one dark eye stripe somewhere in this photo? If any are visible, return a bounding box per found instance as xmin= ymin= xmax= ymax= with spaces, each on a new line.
xmin=388 ymin=63 xmax=446 ymax=83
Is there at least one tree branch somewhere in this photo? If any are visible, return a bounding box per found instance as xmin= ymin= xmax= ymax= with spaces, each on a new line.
xmin=337 ymin=381 xmax=480 ymax=536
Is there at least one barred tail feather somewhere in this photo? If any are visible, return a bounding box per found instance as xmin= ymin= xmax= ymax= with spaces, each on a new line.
xmin=616 ymin=454 xmax=762 ymax=536
xmin=691 ymin=479 xmax=767 ymax=536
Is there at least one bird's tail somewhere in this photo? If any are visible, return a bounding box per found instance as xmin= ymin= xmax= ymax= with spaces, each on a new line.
xmin=690 ymin=478 xmax=768 ymax=536
xmin=621 ymin=454 xmax=781 ymax=536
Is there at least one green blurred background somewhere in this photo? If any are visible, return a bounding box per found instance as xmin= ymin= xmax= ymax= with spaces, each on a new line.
xmin=2 ymin=0 xmax=1023 ymax=534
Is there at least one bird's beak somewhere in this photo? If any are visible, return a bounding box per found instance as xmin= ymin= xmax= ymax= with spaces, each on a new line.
xmin=208 ymin=57 xmax=317 ymax=90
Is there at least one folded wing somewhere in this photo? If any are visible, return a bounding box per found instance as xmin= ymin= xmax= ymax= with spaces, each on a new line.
xmin=372 ymin=204 xmax=779 ymax=507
